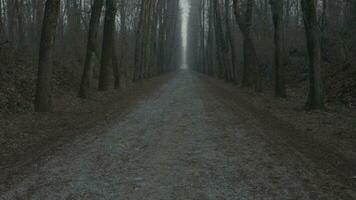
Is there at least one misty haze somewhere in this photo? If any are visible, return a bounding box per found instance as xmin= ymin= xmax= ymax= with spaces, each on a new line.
xmin=0 ymin=0 xmax=356 ymax=199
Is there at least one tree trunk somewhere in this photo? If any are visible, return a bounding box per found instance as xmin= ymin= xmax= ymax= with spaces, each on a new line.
xmin=98 ymin=0 xmax=117 ymax=91
xmin=119 ymin=0 xmax=128 ymax=87
xmin=7 ymin=0 xmax=16 ymax=48
xmin=34 ymin=0 xmax=61 ymax=112
xmin=225 ymin=0 xmax=238 ymax=84
xmin=0 ymin=0 xmax=3 ymax=37
xmin=301 ymin=0 xmax=325 ymax=110
xmin=133 ymin=0 xmax=144 ymax=82
xmin=213 ymin=0 xmax=230 ymax=82
xmin=79 ymin=0 xmax=103 ymax=98
xmin=270 ymin=0 xmax=286 ymax=97
xmin=15 ymin=0 xmax=25 ymax=50
xmin=233 ymin=0 xmax=261 ymax=91
xmin=207 ymin=0 xmax=216 ymax=76
xmin=113 ymin=31 xmax=120 ymax=89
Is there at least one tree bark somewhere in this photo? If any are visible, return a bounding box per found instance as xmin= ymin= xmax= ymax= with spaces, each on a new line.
xmin=15 ymin=0 xmax=25 ymax=50
xmin=301 ymin=0 xmax=325 ymax=110
xmin=0 ymin=0 xmax=3 ymax=37
xmin=225 ymin=0 xmax=238 ymax=84
xmin=233 ymin=0 xmax=261 ymax=91
xmin=133 ymin=0 xmax=144 ymax=82
xmin=7 ymin=0 xmax=16 ymax=48
xmin=119 ymin=0 xmax=128 ymax=87
xmin=214 ymin=0 xmax=231 ymax=82
xmin=79 ymin=0 xmax=104 ymax=98
xmin=270 ymin=0 xmax=286 ymax=97
xmin=112 ymin=30 xmax=120 ymax=89
xmin=34 ymin=0 xmax=61 ymax=112
xmin=98 ymin=0 xmax=117 ymax=91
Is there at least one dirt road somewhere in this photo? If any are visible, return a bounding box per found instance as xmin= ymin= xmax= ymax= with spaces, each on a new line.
xmin=1 ymin=70 xmax=355 ymax=199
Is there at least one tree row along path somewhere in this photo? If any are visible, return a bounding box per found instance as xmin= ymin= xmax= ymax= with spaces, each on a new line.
xmin=1 ymin=70 xmax=356 ymax=199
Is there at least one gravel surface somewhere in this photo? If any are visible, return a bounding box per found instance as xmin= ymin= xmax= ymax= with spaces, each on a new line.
xmin=1 ymin=70 xmax=356 ymax=199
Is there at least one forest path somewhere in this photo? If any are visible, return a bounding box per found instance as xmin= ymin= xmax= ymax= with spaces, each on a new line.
xmin=1 ymin=70 xmax=355 ymax=199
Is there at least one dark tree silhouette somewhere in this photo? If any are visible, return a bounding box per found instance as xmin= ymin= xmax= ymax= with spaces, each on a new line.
xmin=79 ymin=0 xmax=104 ymax=98
xmin=34 ymin=0 xmax=61 ymax=112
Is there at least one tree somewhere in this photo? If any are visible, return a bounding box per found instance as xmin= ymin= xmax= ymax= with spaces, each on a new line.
xmin=0 ymin=0 xmax=3 ymax=37
xmin=270 ymin=0 xmax=286 ymax=98
xmin=233 ymin=0 xmax=262 ymax=92
xmin=133 ymin=0 xmax=144 ymax=82
xmin=225 ymin=0 xmax=238 ymax=84
xmin=34 ymin=0 xmax=61 ymax=112
xmin=79 ymin=0 xmax=104 ymax=98
xmin=213 ymin=0 xmax=231 ymax=82
xmin=112 ymin=33 xmax=120 ymax=89
xmin=301 ymin=0 xmax=325 ymax=109
xmin=118 ymin=0 xmax=128 ymax=87
xmin=98 ymin=0 xmax=117 ymax=91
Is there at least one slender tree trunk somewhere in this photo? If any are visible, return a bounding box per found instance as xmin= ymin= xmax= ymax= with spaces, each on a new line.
xmin=214 ymin=0 xmax=230 ymax=82
xmin=225 ymin=0 xmax=238 ymax=84
xmin=301 ymin=0 xmax=325 ymax=110
xmin=34 ymin=0 xmax=61 ymax=112
xmin=15 ymin=0 xmax=25 ymax=50
xmin=119 ymin=0 xmax=128 ymax=86
xmin=270 ymin=0 xmax=286 ymax=97
xmin=113 ymin=30 xmax=120 ymax=89
xmin=207 ymin=0 xmax=216 ymax=76
xmin=35 ymin=0 xmax=45 ymax=36
xmin=0 ymin=0 xmax=3 ymax=37
xmin=98 ymin=0 xmax=117 ymax=91
xmin=157 ymin=0 xmax=165 ymax=74
xmin=133 ymin=0 xmax=144 ymax=82
xmin=7 ymin=0 xmax=15 ymax=48
xmin=233 ymin=0 xmax=261 ymax=91
xmin=79 ymin=0 xmax=103 ymax=98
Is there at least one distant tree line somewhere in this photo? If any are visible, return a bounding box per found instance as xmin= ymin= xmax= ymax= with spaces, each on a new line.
xmin=0 ymin=0 xmax=182 ymax=112
xmin=189 ymin=0 xmax=356 ymax=110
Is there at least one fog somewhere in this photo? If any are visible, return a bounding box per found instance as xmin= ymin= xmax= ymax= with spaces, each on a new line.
xmin=180 ymin=0 xmax=191 ymax=69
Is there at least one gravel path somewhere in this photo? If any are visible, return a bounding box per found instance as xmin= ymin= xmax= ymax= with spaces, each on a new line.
xmin=1 ymin=70 xmax=355 ymax=199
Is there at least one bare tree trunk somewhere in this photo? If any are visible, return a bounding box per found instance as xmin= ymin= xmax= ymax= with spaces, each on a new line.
xmin=34 ymin=0 xmax=61 ymax=112
xmin=15 ymin=0 xmax=25 ymax=50
xmin=133 ymin=0 xmax=144 ymax=82
xmin=207 ymin=0 xmax=216 ymax=76
xmin=7 ymin=0 xmax=15 ymax=48
xmin=156 ymin=0 xmax=166 ymax=74
xmin=79 ymin=0 xmax=103 ymax=98
xmin=301 ymin=0 xmax=325 ymax=110
xmin=0 ymin=0 xmax=3 ymax=37
xmin=233 ymin=0 xmax=261 ymax=91
xmin=213 ymin=0 xmax=230 ymax=82
xmin=113 ymin=30 xmax=120 ymax=89
xmin=35 ymin=0 xmax=45 ymax=47
xmin=270 ymin=0 xmax=286 ymax=97
xmin=119 ymin=0 xmax=128 ymax=87
xmin=98 ymin=0 xmax=117 ymax=91
xmin=225 ymin=0 xmax=238 ymax=84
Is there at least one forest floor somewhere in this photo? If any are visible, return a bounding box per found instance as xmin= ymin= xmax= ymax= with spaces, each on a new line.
xmin=1 ymin=70 xmax=356 ymax=199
